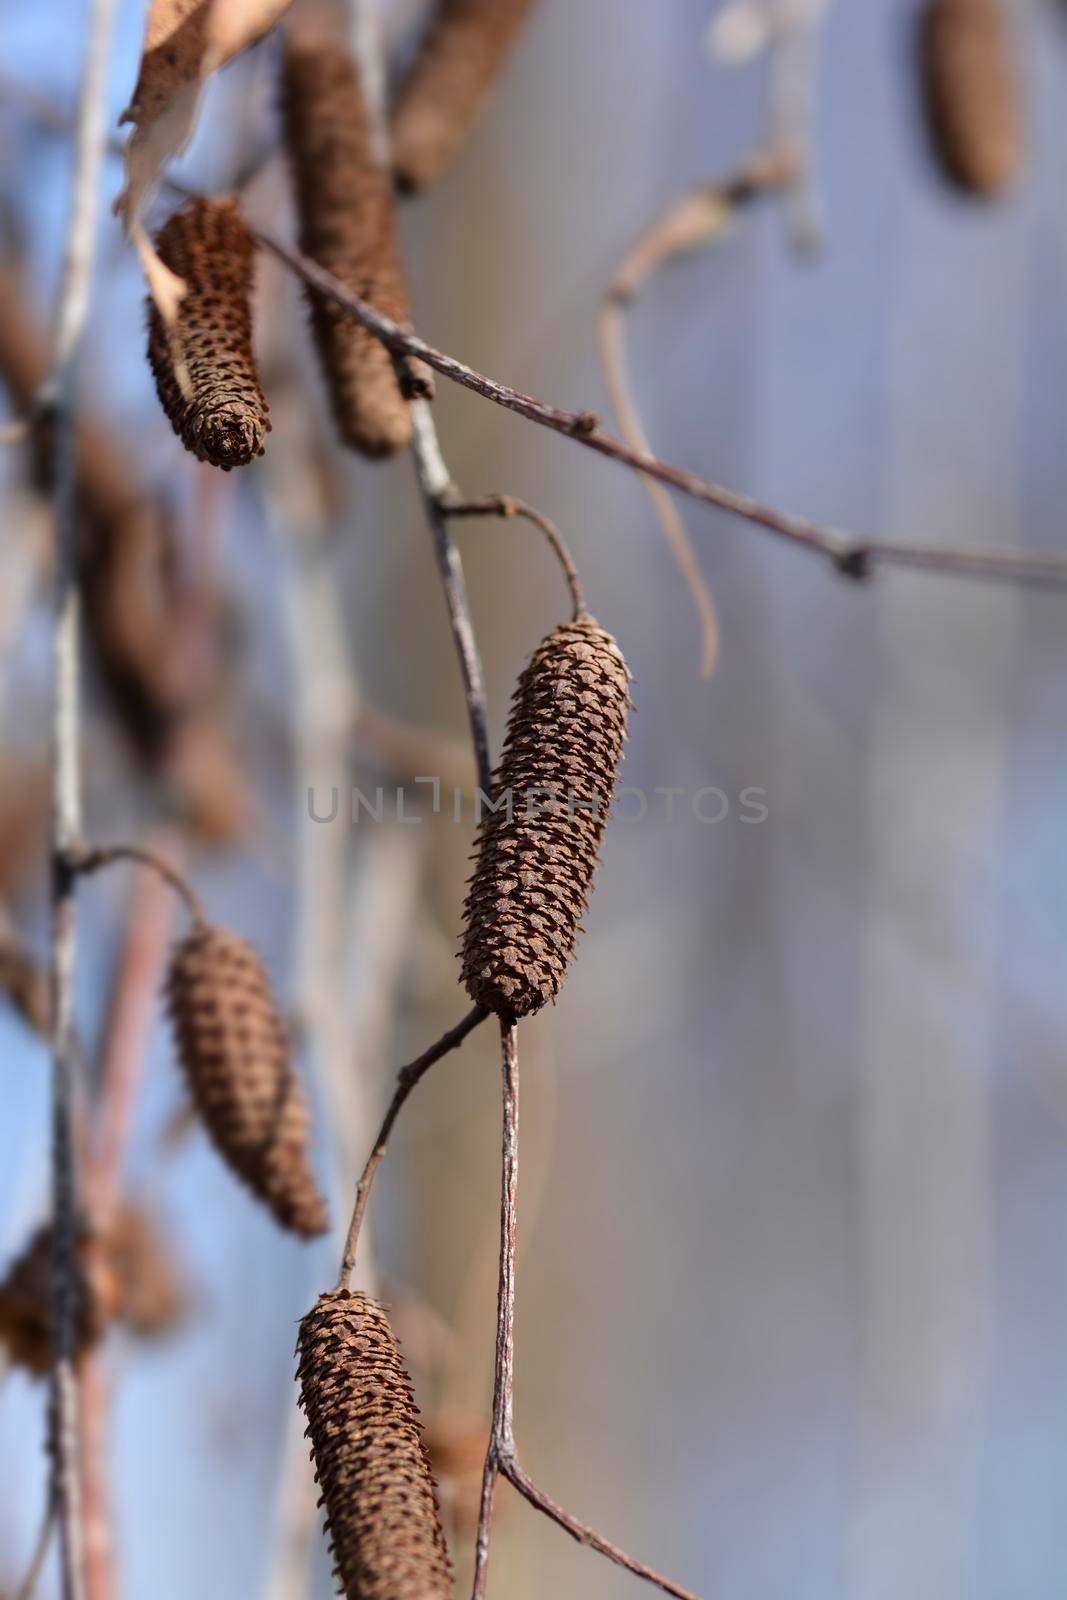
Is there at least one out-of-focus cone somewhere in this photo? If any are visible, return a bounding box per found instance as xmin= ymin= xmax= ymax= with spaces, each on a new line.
xmin=166 ymin=922 xmax=329 ymax=1237
xmin=391 ymin=0 xmax=539 ymax=193
xmin=918 ymin=0 xmax=1022 ymax=196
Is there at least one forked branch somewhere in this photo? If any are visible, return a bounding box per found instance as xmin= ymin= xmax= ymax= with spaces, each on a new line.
xmin=254 ymin=228 xmax=1067 ymax=593
xmin=11 ymin=83 xmax=1066 ymax=592
xmin=471 ymin=1022 xmax=702 ymax=1600
xmin=600 ymin=150 xmax=797 ymax=675
xmin=70 ymin=842 xmax=204 ymax=923
xmin=441 ymin=493 xmax=587 ymax=621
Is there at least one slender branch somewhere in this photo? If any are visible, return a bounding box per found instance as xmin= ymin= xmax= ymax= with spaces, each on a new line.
xmin=767 ymin=0 xmax=831 ymax=254
xmin=600 ymin=153 xmax=795 ymax=676
xmin=341 ymin=17 xmax=703 ymax=1595
xmin=409 ymin=400 xmax=494 ymax=796
xmin=471 ymin=1022 xmax=701 ymax=1600
xmin=86 ymin=836 xmax=182 ymax=1222
xmin=470 ymin=1020 xmax=520 ymax=1599
xmin=441 ymin=494 xmax=587 ymax=622
xmin=44 ymin=5 xmax=117 ymax=1597
xmin=10 ymin=78 xmax=1067 ymax=592
xmin=77 ymin=1354 xmax=113 ymax=1600
xmin=336 ymin=1006 xmax=488 ymax=1291
xmin=500 ymin=1459 xmax=703 ymax=1600
xmin=15 ymin=1497 xmax=55 ymax=1600
xmin=253 ymin=228 xmax=1067 ymax=592
xmin=70 ymin=842 xmax=204 ymax=924
xmin=74 ymin=837 xmax=180 ymax=1600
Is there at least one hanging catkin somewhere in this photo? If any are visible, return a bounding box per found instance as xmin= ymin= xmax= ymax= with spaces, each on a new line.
xmin=0 ymin=1222 xmax=122 ymax=1376
xmin=166 ymin=922 xmax=329 ymax=1238
xmin=108 ymin=1205 xmax=186 ymax=1339
xmin=462 ymin=615 xmax=630 ymax=1020
xmin=918 ymin=0 xmax=1022 ymax=195
xmin=280 ymin=38 xmax=414 ymax=458
xmin=0 ymin=931 xmax=50 ymax=1037
xmin=391 ymin=0 xmax=539 ymax=193
xmin=147 ymin=197 xmax=270 ymax=469
xmin=297 ymin=1291 xmax=453 ymax=1600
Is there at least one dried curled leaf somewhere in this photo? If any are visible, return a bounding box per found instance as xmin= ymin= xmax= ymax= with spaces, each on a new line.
xmin=116 ymin=0 xmax=294 ymax=324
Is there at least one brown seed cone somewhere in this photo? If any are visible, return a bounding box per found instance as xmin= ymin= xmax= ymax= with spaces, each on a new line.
xmin=391 ymin=0 xmax=539 ymax=193
xmin=109 ymin=1205 xmax=186 ymax=1339
xmin=166 ymin=923 xmax=329 ymax=1237
xmin=422 ymin=1413 xmax=489 ymax=1540
xmin=280 ymin=38 xmax=414 ymax=458
xmin=0 ymin=932 xmax=50 ymax=1036
xmin=0 ymin=1223 xmax=123 ymax=1376
xmin=297 ymin=1291 xmax=453 ymax=1600
xmin=461 ymin=614 xmax=630 ymax=1020
xmin=147 ymin=198 xmax=270 ymax=470
xmin=918 ymin=0 xmax=1022 ymax=196
xmin=0 ymin=269 xmax=220 ymax=766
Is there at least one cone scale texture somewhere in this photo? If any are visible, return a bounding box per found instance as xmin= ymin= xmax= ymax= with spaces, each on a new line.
xmin=919 ymin=0 xmax=1021 ymax=196
xmin=147 ymin=198 xmax=270 ymax=469
xmin=391 ymin=0 xmax=539 ymax=193
xmin=462 ymin=614 xmax=630 ymax=1020
xmin=281 ymin=38 xmax=414 ymax=458
xmin=166 ymin=923 xmax=329 ymax=1238
xmin=297 ymin=1291 xmax=453 ymax=1600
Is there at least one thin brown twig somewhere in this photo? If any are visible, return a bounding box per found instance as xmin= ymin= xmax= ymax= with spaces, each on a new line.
xmin=336 ymin=1006 xmax=488 ymax=1292
xmin=500 ymin=1459 xmax=703 ymax=1600
xmin=44 ymin=5 xmax=117 ymax=1597
xmin=76 ymin=839 xmax=180 ymax=1600
xmin=471 ymin=1022 xmax=701 ymax=1600
xmin=470 ymin=1019 xmax=519 ymax=1599
xmin=343 ymin=16 xmax=705 ymax=1594
xmin=600 ymin=152 xmax=796 ymax=676
xmin=14 ymin=1497 xmax=55 ymax=1600
xmin=252 ymin=228 xmax=1067 ymax=592
xmin=86 ymin=835 xmax=182 ymax=1222
xmin=441 ymin=494 xmax=587 ymax=622
xmin=70 ymin=843 xmax=204 ymax=924
xmin=409 ymin=401 xmax=495 ymax=797
xmin=76 ymin=1354 xmax=112 ymax=1600
xmin=12 ymin=82 xmax=1067 ymax=591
